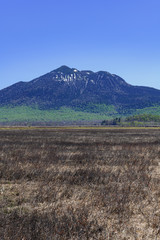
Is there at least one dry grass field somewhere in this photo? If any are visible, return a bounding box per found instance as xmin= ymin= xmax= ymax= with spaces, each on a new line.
xmin=0 ymin=128 xmax=160 ymax=239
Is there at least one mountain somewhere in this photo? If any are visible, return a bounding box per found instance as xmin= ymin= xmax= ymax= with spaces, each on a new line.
xmin=1 ymin=65 xmax=160 ymax=115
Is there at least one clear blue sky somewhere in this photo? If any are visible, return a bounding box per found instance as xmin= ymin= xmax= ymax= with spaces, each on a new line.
xmin=0 ymin=0 xmax=160 ymax=90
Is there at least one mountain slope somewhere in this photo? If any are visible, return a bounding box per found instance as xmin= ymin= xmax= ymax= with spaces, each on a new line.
xmin=0 ymin=65 xmax=160 ymax=113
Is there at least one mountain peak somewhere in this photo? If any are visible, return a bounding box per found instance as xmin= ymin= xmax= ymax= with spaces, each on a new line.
xmin=54 ymin=65 xmax=75 ymax=74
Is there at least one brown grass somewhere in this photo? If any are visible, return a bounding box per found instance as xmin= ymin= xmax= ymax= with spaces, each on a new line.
xmin=0 ymin=128 xmax=160 ymax=239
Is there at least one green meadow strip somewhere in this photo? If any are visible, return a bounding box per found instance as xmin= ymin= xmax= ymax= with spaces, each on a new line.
xmin=0 ymin=106 xmax=116 ymax=123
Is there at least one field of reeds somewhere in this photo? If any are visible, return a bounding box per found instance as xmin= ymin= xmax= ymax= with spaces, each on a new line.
xmin=0 ymin=128 xmax=160 ymax=239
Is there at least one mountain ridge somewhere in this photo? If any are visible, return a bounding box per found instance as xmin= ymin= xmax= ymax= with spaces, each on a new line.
xmin=0 ymin=66 xmax=160 ymax=114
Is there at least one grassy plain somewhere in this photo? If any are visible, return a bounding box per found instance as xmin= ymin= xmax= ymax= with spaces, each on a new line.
xmin=0 ymin=128 xmax=160 ymax=239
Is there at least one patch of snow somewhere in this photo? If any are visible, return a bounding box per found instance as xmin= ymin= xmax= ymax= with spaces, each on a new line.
xmin=74 ymin=73 xmax=77 ymax=79
xmin=63 ymin=79 xmax=68 ymax=82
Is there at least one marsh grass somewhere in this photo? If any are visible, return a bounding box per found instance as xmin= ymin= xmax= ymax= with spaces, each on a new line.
xmin=0 ymin=128 xmax=160 ymax=239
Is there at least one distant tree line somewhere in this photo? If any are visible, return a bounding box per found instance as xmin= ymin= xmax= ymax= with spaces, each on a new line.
xmin=101 ymin=114 xmax=160 ymax=126
xmin=125 ymin=114 xmax=160 ymax=122
xmin=101 ymin=118 xmax=121 ymax=126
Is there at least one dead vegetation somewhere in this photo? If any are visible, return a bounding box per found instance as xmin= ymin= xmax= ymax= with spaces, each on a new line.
xmin=0 ymin=128 xmax=160 ymax=239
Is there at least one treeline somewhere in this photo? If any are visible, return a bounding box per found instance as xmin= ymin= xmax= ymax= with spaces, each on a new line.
xmin=101 ymin=118 xmax=121 ymax=126
xmin=101 ymin=114 xmax=160 ymax=126
xmin=125 ymin=114 xmax=160 ymax=122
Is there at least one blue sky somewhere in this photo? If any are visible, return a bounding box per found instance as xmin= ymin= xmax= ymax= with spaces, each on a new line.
xmin=0 ymin=0 xmax=160 ymax=90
